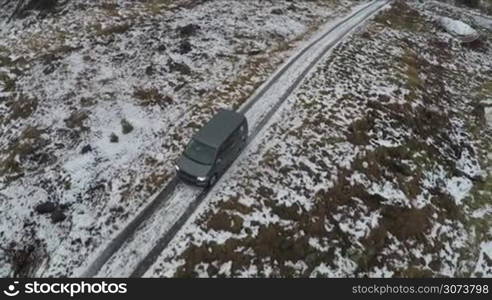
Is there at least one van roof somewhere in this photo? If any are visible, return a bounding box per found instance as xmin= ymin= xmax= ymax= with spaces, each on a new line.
xmin=194 ymin=109 xmax=246 ymax=148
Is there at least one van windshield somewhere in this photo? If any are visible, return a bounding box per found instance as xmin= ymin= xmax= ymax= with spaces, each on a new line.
xmin=184 ymin=139 xmax=217 ymax=165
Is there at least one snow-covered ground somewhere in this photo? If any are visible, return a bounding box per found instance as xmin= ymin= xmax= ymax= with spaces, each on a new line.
xmin=1 ymin=0 xmax=491 ymax=278
xmin=89 ymin=1 xmax=389 ymax=277
xmin=145 ymin=0 xmax=492 ymax=277
xmin=0 ymin=0 xmax=362 ymax=277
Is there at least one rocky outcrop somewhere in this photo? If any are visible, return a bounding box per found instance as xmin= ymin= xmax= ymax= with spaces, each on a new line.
xmin=438 ymin=16 xmax=480 ymax=43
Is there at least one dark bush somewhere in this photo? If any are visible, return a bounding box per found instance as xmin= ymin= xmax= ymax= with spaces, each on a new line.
xmin=456 ymin=0 xmax=481 ymax=9
xmin=5 ymin=0 xmax=65 ymax=22
xmin=463 ymin=37 xmax=488 ymax=52
xmin=0 ymin=231 xmax=47 ymax=277
xmin=50 ymin=209 xmax=66 ymax=223
xmin=81 ymin=144 xmax=92 ymax=154
xmin=177 ymin=24 xmax=201 ymax=38
xmin=25 ymin=0 xmax=58 ymax=11
xmin=110 ymin=133 xmax=119 ymax=143
xmin=121 ymin=119 xmax=134 ymax=134
xmin=35 ymin=202 xmax=56 ymax=214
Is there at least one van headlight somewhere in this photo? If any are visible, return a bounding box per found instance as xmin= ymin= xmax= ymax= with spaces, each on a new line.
xmin=197 ymin=176 xmax=207 ymax=182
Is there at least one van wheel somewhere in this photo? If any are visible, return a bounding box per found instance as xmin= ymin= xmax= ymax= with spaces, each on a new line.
xmin=208 ymin=174 xmax=218 ymax=187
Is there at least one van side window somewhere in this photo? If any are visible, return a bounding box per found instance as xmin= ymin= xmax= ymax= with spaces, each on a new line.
xmin=222 ymin=134 xmax=235 ymax=151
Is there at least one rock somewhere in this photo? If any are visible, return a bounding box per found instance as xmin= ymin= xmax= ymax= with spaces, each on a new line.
xmin=167 ymin=59 xmax=191 ymax=75
xmin=485 ymin=106 xmax=492 ymax=128
xmin=177 ymin=24 xmax=201 ymax=37
xmin=484 ymin=253 xmax=492 ymax=267
xmin=145 ymin=65 xmax=154 ymax=76
xmin=35 ymin=202 xmax=56 ymax=214
xmin=248 ymin=49 xmax=262 ymax=56
xmin=23 ymin=221 xmax=35 ymax=228
xmin=179 ymin=40 xmax=192 ymax=54
xmin=113 ymin=53 xmax=125 ymax=62
xmin=41 ymin=53 xmax=62 ymax=65
xmin=287 ymin=4 xmax=298 ymax=11
xmin=250 ymin=221 xmax=260 ymax=227
xmin=174 ymin=83 xmax=187 ymax=92
xmin=81 ymin=144 xmax=92 ymax=154
xmin=257 ymin=186 xmax=274 ymax=198
xmin=438 ymin=17 xmax=479 ymax=43
xmin=110 ymin=206 xmax=124 ymax=214
xmin=51 ymin=209 xmax=66 ymax=224
xmin=64 ymin=110 xmax=89 ymax=130
xmin=43 ymin=64 xmax=57 ymax=75
xmin=271 ymin=8 xmax=284 ymax=15
xmin=474 ymin=15 xmax=492 ymax=31
xmin=80 ymin=97 xmax=97 ymax=107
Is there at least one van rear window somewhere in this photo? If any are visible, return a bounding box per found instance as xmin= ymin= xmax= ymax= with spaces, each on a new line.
xmin=184 ymin=139 xmax=217 ymax=165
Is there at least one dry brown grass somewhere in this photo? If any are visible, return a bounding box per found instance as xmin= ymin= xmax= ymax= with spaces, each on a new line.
xmin=6 ymin=94 xmax=38 ymax=120
xmin=145 ymin=172 xmax=170 ymax=194
xmin=141 ymin=0 xmax=178 ymax=15
xmin=1 ymin=234 xmax=48 ymax=277
xmin=217 ymin=195 xmax=254 ymax=215
xmin=346 ymin=117 xmax=374 ymax=145
xmin=100 ymin=0 xmax=120 ymax=16
xmin=373 ymin=0 xmax=427 ymax=32
xmin=206 ymin=212 xmax=244 ymax=234
xmin=0 ymin=126 xmax=46 ymax=178
xmin=133 ymin=87 xmax=173 ymax=108
xmin=64 ymin=110 xmax=89 ymax=130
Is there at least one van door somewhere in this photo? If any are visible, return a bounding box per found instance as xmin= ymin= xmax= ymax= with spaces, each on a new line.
xmin=217 ymin=136 xmax=233 ymax=173
xmin=218 ymin=122 xmax=247 ymax=173
xmin=229 ymin=124 xmax=245 ymax=163
xmin=215 ymin=145 xmax=226 ymax=173
xmin=226 ymin=134 xmax=238 ymax=167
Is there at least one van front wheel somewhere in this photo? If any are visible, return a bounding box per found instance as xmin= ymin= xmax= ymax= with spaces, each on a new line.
xmin=208 ymin=174 xmax=218 ymax=187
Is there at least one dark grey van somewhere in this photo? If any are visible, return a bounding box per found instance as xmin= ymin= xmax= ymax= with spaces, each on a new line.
xmin=175 ymin=109 xmax=248 ymax=187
